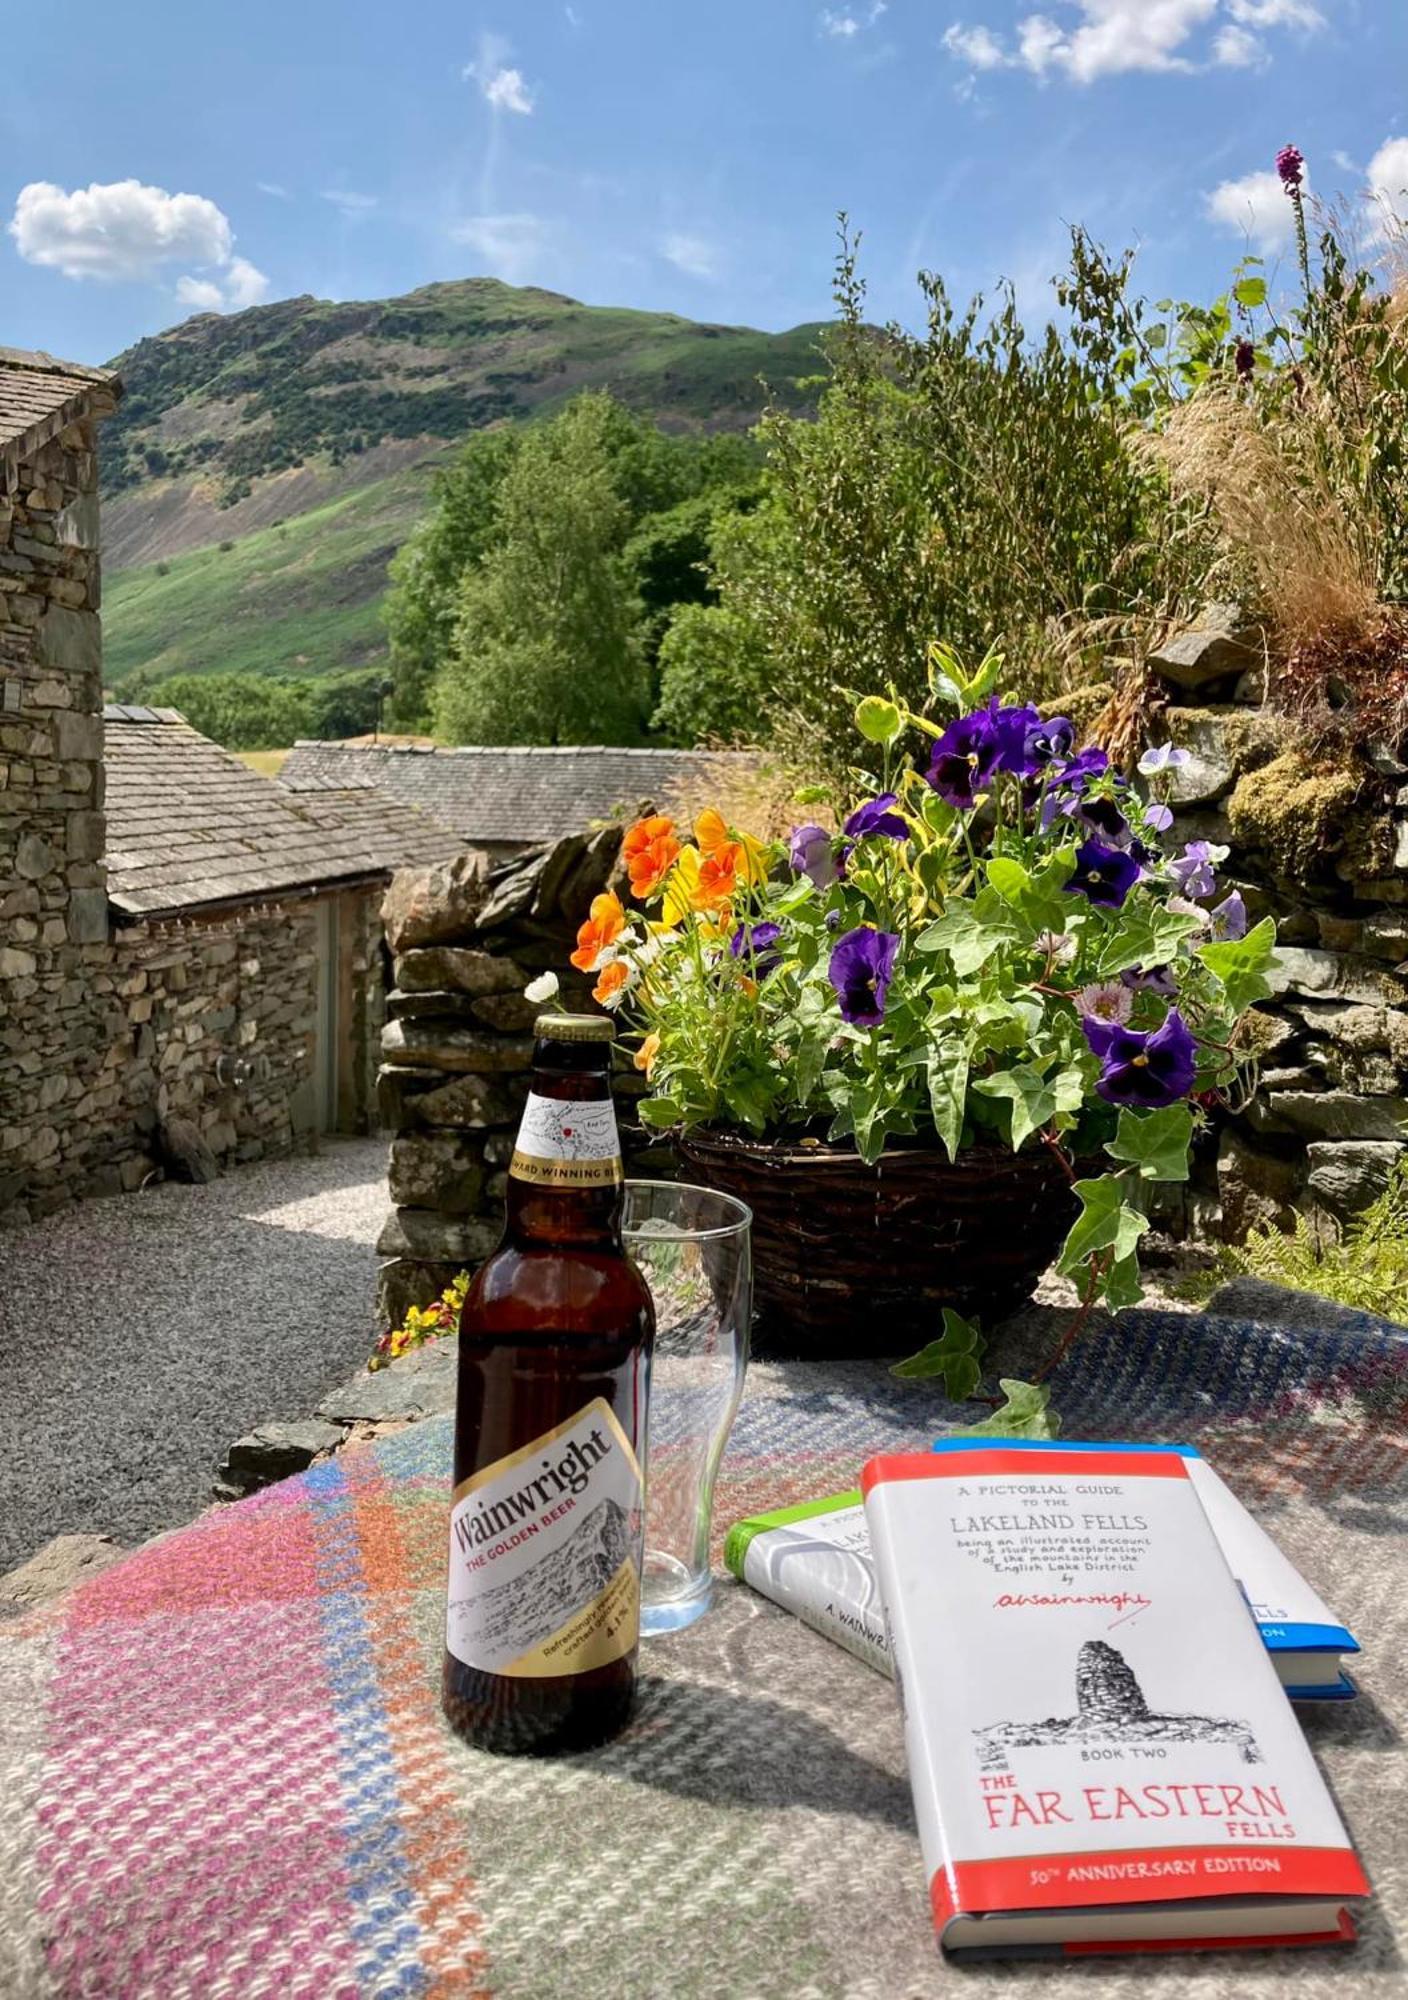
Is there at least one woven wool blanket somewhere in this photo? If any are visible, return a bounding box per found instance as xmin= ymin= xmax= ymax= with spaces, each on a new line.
xmin=1 ymin=1304 xmax=1405 ymax=1999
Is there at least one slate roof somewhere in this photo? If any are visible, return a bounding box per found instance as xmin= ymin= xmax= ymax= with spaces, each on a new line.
xmin=102 ymin=708 xmax=464 ymax=918
xmin=278 ymin=741 xmax=758 ymax=846
xmin=0 ymin=346 xmax=121 ymax=488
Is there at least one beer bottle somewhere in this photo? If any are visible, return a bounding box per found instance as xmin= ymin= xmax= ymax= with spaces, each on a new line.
xmin=443 ymin=1013 xmax=655 ymax=1754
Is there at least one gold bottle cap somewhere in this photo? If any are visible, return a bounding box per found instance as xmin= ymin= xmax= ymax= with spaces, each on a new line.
xmin=534 ymin=1012 xmax=616 ymax=1044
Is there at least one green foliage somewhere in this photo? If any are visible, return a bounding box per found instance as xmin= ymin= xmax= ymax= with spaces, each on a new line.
xmin=431 ymin=394 xmax=647 ymax=744
xmin=890 ymin=1309 xmax=984 ymax=1400
xmin=960 ymin=1379 xmax=1061 ymax=1440
xmin=698 ymin=228 xmax=1211 ymax=770
xmin=145 ymin=673 xmax=311 ymax=750
xmin=1201 ymin=1159 xmax=1408 ymax=1324
xmin=652 ymin=601 xmax=769 ymax=745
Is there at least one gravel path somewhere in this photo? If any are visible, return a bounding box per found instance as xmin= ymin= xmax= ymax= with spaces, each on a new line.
xmin=0 ymin=1139 xmax=389 ymax=1574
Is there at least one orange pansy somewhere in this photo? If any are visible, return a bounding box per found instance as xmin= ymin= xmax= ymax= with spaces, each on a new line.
xmin=633 ymin=1031 xmax=661 ymax=1076
xmin=570 ymin=890 xmax=626 ymax=972
xmin=623 ymin=815 xmax=682 ymax=900
xmin=593 ymin=959 xmax=631 ymax=1008
xmin=692 ymin=848 xmax=739 ymax=913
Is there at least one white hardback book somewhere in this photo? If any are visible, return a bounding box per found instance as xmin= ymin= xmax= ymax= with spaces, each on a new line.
xmin=860 ymin=1443 xmax=1369 ymax=1957
xmin=724 ymin=1440 xmax=1358 ymax=1698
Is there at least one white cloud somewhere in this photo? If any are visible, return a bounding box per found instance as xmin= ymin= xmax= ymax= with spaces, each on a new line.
xmin=175 ymin=255 xmax=270 ymax=315
xmin=821 ymin=1 xmax=885 ymax=35
xmin=942 ymin=22 xmax=1008 ymax=66
xmin=1212 ymin=24 xmax=1264 ymax=64
xmin=257 ymin=181 xmax=291 ymax=200
xmin=943 ymin=0 xmax=1323 ymax=85
xmin=1206 ymin=167 xmax=1300 ymax=250
xmin=1226 ymin=0 xmax=1322 ymax=25
xmin=660 ymin=232 xmax=719 ymax=280
xmin=10 ymin=178 xmax=232 ymax=281
xmin=1365 ymin=136 xmax=1408 ymax=237
xmin=320 ymin=189 xmax=378 ymax=217
xmin=450 ymin=212 xmax=547 ymax=283
xmin=1331 ymin=149 xmax=1357 ymax=174
xmin=464 ymin=34 xmax=535 ymax=113
xmin=9 ymin=176 xmax=270 ymax=314
xmin=175 ymin=275 xmax=225 ymax=311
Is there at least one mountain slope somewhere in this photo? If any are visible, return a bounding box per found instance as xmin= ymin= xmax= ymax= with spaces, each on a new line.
xmin=100 ymin=278 xmax=826 ymax=691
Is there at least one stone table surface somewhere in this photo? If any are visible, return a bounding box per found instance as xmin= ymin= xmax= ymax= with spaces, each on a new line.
xmin=1 ymin=1301 xmax=1405 ymax=1998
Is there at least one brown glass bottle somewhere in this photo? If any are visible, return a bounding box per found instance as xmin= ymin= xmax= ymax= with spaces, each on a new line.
xmin=442 ymin=1014 xmax=654 ymax=1755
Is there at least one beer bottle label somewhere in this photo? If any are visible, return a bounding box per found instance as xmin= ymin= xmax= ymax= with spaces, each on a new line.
xmin=509 ymin=1091 xmax=623 ymax=1189
xmin=446 ymin=1397 xmax=643 ymax=1677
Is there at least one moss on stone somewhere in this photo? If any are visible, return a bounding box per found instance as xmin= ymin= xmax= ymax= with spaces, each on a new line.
xmin=1226 ymin=750 xmax=1363 ymax=880
xmin=1166 ymin=704 xmax=1284 ymax=775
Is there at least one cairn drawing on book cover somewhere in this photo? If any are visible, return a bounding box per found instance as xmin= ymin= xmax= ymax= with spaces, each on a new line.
xmin=974 ymin=1640 xmax=1263 ymax=1773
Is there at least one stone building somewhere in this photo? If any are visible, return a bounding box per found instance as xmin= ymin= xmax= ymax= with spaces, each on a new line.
xmin=279 ymin=740 xmax=759 ymax=862
xmin=0 ymin=348 xmax=462 ymax=1221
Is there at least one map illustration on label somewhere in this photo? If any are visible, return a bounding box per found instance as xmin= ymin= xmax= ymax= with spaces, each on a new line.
xmin=446 ymin=1398 xmax=643 ymax=1677
xmin=510 ymin=1092 xmax=623 ymax=1187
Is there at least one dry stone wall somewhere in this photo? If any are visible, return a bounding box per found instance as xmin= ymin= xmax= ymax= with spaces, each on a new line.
xmin=376 ymin=831 xmax=666 ymax=1326
xmin=1145 ymin=608 xmax=1408 ymax=1236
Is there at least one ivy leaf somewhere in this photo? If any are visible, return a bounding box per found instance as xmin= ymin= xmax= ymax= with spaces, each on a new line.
xmin=1056 ymin=1176 xmax=1149 ymax=1277
xmin=926 ymin=1033 xmax=971 ymax=1163
xmin=961 ymin=1379 xmax=1061 ymax=1440
xmin=891 ymin=1309 xmax=985 ymax=1401
xmin=639 ymin=1096 xmax=682 ymax=1130
xmin=1197 ymin=917 xmax=1278 ymax=1014
xmin=1233 ymin=275 xmax=1268 ymax=309
xmin=1101 ymin=1252 xmax=1145 ymax=1313
xmin=916 ymin=890 xmax=1021 ymax=974
xmin=1095 ymin=904 xmax=1203 ymax=979
xmin=986 ymin=850 xmax=1073 ymax=936
xmin=974 ymin=1063 xmax=1057 ymax=1152
xmin=1104 ymin=1103 xmax=1193 ymax=1182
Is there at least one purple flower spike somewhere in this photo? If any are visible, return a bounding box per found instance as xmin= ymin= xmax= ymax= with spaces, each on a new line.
xmin=1276 ymin=144 xmax=1305 ymax=192
xmin=1064 ymin=839 xmax=1141 ymax=910
xmin=789 ymin=824 xmax=839 ymax=890
xmin=828 ymin=926 xmax=899 ymax=1027
xmin=843 ymin=793 xmax=909 ymax=842
xmin=925 ymin=710 xmax=999 ymax=808
xmin=730 ymin=920 xmax=783 ymax=976
xmin=1083 ymin=1007 xmax=1197 ymax=1109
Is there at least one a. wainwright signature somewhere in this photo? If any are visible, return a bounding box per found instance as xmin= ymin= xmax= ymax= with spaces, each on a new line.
xmin=994 ymin=1590 xmax=1152 ymax=1630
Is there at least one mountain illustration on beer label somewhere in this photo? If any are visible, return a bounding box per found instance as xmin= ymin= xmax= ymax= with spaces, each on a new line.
xmin=510 ymin=1092 xmax=624 ymax=1188
xmin=446 ymin=1398 xmax=643 ymax=1677
xmin=974 ymin=1639 xmax=1262 ymax=1773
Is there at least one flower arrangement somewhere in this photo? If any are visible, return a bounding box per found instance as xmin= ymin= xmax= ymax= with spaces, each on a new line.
xmin=563 ymin=644 xmax=1277 ymax=1423
xmin=371 ymin=1271 xmax=469 ymax=1371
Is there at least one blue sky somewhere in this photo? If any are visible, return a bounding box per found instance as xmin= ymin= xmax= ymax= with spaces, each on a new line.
xmin=3 ymin=0 xmax=1404 ymax=368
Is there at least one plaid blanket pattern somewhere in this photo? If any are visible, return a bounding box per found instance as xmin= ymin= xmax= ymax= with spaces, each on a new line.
xmin=1 ymin=1303 xmax=1405 ymax=1998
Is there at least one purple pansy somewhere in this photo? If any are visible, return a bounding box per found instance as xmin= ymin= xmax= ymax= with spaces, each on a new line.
xmin=1064 ymin=839 xmax=1142 ymax=910
xmin=1120 ymin=963 xmax=1179 ymax=998
xmin=789 ymin=824 xmax=840 ymax=890
xmin=729 ymin=921 xmax=783 ymax=976
xmin=1169 ymin=840 xmax=1227 ymax=901
xmin=988 ymin=700 xmax=1043 ymax=776
xmin=1024 ymin=714 xmax=1076 ymax=769
xmin=828 ymin=926 xmax=900 ymax=1027
xmin=1137 ymin=743 xmax=1191 ymax=777
xmin=843 ymin=793 xmax=909 ymax=842
xmin=1071 ymin=792 xmax=1136 ymax=849
xmin=1082 ymin=1007 xmax=1198 ymax=1109
xmin=1144 ymin=801 xmax=1174 ymax=834
xmin=925 ymin=709 xmax=1000 ymax=808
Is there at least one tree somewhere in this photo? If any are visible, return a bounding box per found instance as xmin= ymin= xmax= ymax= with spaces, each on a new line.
xmin=432 ymin=395 xmax=647 ymax=744
xmin=382 ymin=427 xmax=521 ymax=728
xmin=652 ymin=600 xmax=769 ymax=745
xmin=150 ymin=673 xmax=311 ymax=749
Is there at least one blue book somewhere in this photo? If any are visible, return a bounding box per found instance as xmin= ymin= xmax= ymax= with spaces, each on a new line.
xmin=931 ymin=1437 xmax=1358 ymax=1700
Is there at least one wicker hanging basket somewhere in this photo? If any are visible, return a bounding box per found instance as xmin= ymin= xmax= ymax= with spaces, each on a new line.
xmin=676 ymin=1128 xmax=1079 ymax=1358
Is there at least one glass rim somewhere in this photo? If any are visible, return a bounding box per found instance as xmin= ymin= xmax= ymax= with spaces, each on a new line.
xmin=621 ymin=1178 xmax=752 ymax=1242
